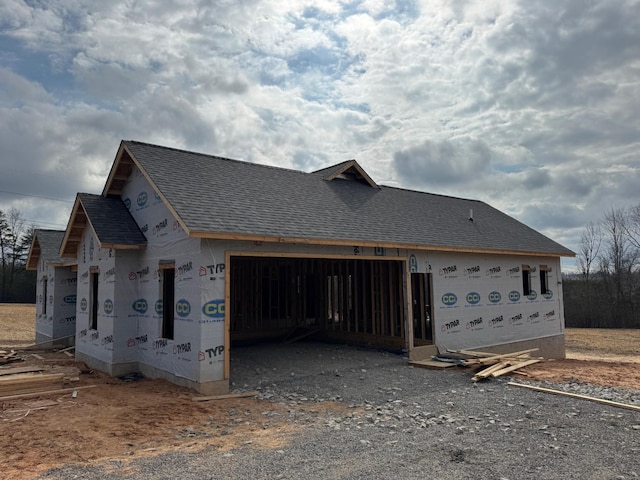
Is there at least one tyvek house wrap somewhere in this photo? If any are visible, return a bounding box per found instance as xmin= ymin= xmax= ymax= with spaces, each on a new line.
xmin=35 ymin=264 xmax=76 ymax=342
xmin=75 ymin=231 xmax=120 ymax=368
xmin=117 ymin=166 xmax=226 ymax=384
xmin=410 ymin=251 xmax=563 ymax=352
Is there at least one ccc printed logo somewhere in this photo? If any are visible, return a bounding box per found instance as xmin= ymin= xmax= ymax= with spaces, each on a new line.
xmin=488 ymin=291 xmax=501 ymax=303
xmin=155 ymin=300 xmax=163 ymax=315
xmin=442 ymin=293 xmax=457 ymax=306
xmin=80 ymin=298 xmax=88 ymax=311
xmin=466 ymin=292 xmax=480 ymax=305
xmin=104 ymin=299 xmax=114 ymax=314
xmin=123 ymin=198 xmax=131 ymax=210
xmin=176 ymin=299 xmax=191 ymax=317
xmin=137 ymin=191 xmax=148 ymax=207
xmin=63 ymin=294 xmax=77 ymax=305
xmin=543 ymin=291 xmax=553 ymax=300
xmin=132 ymin=298 xmax=148 ymax=314
xmin=527 ymin=290 xmax=538 ymax=301
xmin=508 ymin=291 xmax=521 ymax=302
xmin=409 ymin=255 xmax=418 ymax=273
xmin=203 ymin=300 xmax=225 ymax=318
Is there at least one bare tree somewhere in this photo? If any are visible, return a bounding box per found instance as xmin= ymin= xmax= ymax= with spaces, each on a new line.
xmin=599 ymin=207 xmax=640 ymax=326
xmin=6 ymin=209 xmax=27 ymax=297
xmin=0 ymin=211 xmax=8 ymax=300
xmin=577 ymin=221 xmax=602 ymax=283
xmin=623 ymin=202 xmax=640 ymax=251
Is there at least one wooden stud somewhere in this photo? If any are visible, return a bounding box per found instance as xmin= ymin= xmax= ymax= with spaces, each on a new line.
xmin=507 ymin=382 xmax=640 ymax=412
xmin=0 ymin=385 xmax=97 ymax=402
xmin=192 ymin=391 xmax=259 ymax=402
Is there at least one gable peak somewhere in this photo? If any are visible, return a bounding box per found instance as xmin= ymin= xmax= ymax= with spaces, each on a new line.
xmin=320 ymin=159 xmax=379 ymax=189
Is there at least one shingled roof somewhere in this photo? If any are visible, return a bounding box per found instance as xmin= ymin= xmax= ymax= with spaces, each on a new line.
xmin=59 ymin=193 xmax=147 ymax=258
xmin=102 ymin=140 xmax=573 ymax=257
xmin=26 ymin=229 xmax=69 ymax=270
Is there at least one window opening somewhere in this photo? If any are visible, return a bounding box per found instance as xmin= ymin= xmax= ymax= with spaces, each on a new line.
xmin=90 ymin=270 xmax=99 ymax=330
xmin=42 ymin=276 xmax=48 ymax=316
xmin=161 ymin=266 xmax=175 ymax=340
xmin=522 ymin=265 xmax=531 ymax=297
xmin=539 ymin=265 xmax=550 ymax=295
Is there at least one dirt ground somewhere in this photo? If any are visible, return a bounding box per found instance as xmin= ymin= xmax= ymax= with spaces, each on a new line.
xmin=1 ymin=304 xmax=639 ymax=479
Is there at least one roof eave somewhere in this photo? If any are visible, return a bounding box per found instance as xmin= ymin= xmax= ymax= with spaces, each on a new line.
xmin=59 ymin=195 xmax=85 ymax=259
xmin=26 ymin=235 xmax=41 ymax=271
xmin=187 ymin=230 xmax=574 ymax=258
xmin=104 ymin=141 xmax=191 ymax=234
xmin=47 ymin=260 xmax=78 ymax=268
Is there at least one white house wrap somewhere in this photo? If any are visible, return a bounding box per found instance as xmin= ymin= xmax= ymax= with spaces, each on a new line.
xmin=49 ymin=140 xmax=574 ymax=394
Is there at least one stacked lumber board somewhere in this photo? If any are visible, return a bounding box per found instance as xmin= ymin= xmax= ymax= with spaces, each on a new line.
xmin=409 ymin=358 xmax=458 ymax=369
xmin=0 ymin=366 xmax=45 ymax=376
xmin=449 ymin=348 xmax=543 ymax=382
xmin=0 ymin=350 xmax=23 ymax=366
xmin=0 ymin=372 xmax=65 ymax=397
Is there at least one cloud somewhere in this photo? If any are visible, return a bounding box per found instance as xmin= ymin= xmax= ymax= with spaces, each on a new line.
xmin=393 ymin=137 xmax=493 ymax=188
xmin=0 ymin=67 xmax=52 ymax=105
xmin=522 ymin=168 xmax=551 ymax=190
xmin=0 ymin=0 xmax=639 ymax=265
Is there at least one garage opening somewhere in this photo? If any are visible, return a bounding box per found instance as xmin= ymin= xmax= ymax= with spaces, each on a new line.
xmin=229 ymin=256 xmax=407 ymax=349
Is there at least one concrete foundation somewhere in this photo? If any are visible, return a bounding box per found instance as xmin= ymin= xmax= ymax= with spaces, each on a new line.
xmin=138 ymin=362 xmax=229 ymax=395
xmin=452 ymin=334 xmax=566 ymax=359
xmin=76 ymin=351 xmax=138 ymax=377
xmin=35 ymin=332 xmax=75 ymax=348
xmin=75 ymin=351 xmax=230 ymax=394
xmin=410 ymin=334 xmax=565 ymax=361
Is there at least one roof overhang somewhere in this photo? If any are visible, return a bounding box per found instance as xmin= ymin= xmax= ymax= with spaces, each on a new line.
xmin=102 ymin=141 xmax=190 ymax=235
xmin=25 ymin=236 xmax=40 ymax=271
xmin=27 ymin=232 xmax=76 ymax=270
xmin=102 ymin=142 xmax=137 ymax=197
xmin=188 ymin=230 xmax=575 ymax=258
xmin=59 ymin=195 xmax=90 ymax=259
xmin=59 ymin=194 xmax=146 ymax=258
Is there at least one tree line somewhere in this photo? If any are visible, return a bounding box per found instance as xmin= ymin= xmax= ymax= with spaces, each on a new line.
xmin=0 ymin=209 xmax=36 ymax=303
xmin=563 ymin=203 xmax=640 ymax=328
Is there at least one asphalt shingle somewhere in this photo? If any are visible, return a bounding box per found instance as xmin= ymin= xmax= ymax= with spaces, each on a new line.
xmin=33 ymin=229 xmax=65 ymax=263
xmin=122 ymin=141 xmax=573 ymax=256
xmin=78 ymin=193 xmax=147 ymax=247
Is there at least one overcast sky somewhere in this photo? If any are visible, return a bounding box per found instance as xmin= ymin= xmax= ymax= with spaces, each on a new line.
xmin=1 ymin=0 xmax=639 ymax=271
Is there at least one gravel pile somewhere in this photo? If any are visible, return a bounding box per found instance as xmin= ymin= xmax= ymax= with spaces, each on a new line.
xmin=41 ymin=342 xmax=640 ymax=480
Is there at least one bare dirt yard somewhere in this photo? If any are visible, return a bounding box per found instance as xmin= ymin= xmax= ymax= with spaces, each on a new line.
xmin=1 ymin=304 xmax=639 ymax=479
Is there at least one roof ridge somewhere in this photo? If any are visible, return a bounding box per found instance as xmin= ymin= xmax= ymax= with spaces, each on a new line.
xmin=378 ymin=183 xmax=485 ymax=203
xmin=311 ymin=159 xmax=354 ymax=175
xmin=126 ymin=140 xmax=488 ymax=203
xmin=124 ymin=140 xmax=311 ymax=177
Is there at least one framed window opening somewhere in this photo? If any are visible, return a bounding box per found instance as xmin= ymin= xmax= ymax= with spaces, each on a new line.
xmin=160 ymin=262 xmax=175 ymax=340
xmin=539 ymin=265 xmax=550 ymax=295
xmin=89 ymin=267 xmax=99 ymax=330
xmin=522 ymin=264 xmax=531 ymax=297
xmin=42 ymin=276 xmax=48 ymax=316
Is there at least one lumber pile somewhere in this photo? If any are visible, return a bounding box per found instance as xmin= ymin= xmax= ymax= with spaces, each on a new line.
xmin=0 ymin=366 xmax=45 ymax=376
xmin=448 ymin=348 xmax=542 ymax=382
xmin=0 ymin=350 xmax=23 ymax=366
xmin=0 ymin=372 xmax=65 ymax=397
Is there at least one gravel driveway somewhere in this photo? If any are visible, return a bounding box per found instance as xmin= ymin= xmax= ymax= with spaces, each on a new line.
xmin=41 ymin=342 xmax=640 ymax=480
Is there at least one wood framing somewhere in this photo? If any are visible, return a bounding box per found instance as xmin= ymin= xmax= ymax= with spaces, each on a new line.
xmin=226 ymin=252 xmax=409 ymax=350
